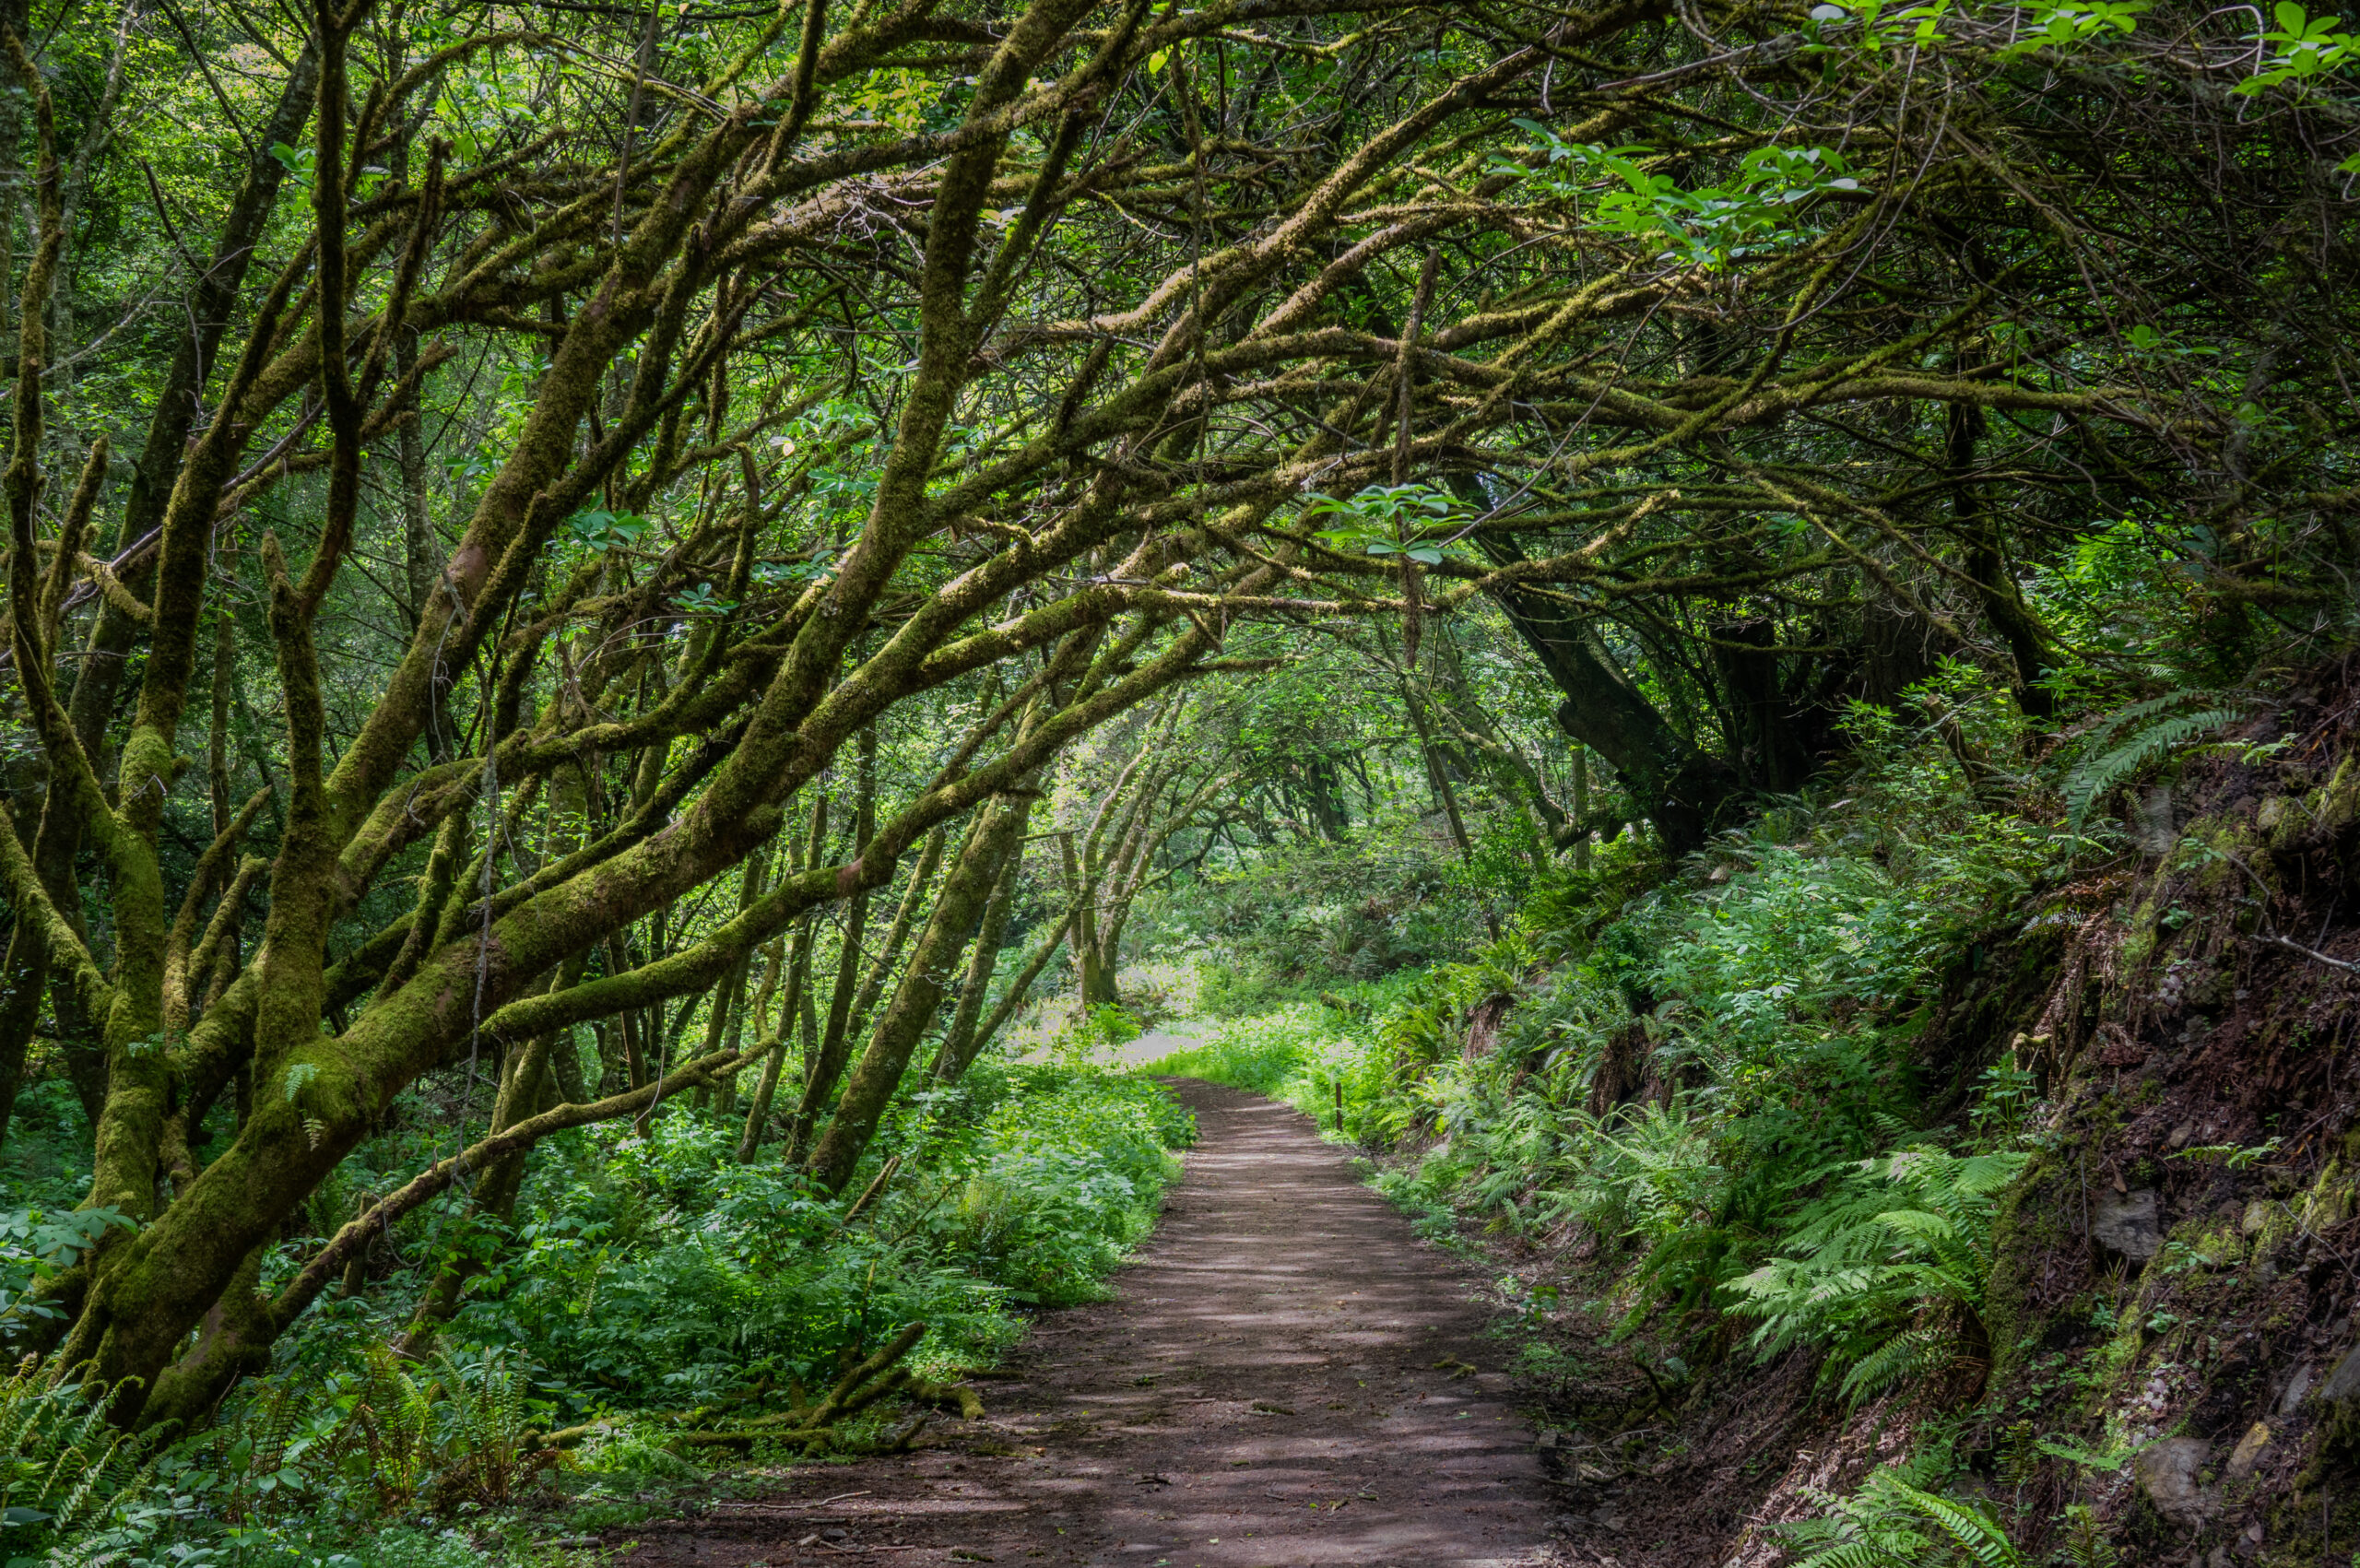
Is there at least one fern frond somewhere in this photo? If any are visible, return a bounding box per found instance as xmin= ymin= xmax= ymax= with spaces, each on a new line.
xmin=1787 ymin=1468 xmax=2028 ymax=1568
xmin=2072 ymin=690 xmax=2211 ymax=755
xmin=2064 ymin=701 xmax=2249 ymax=825
xmin=1835 ymin=1327 xmax=1950 ymax=1403
xmin=0 ymin=1366 xmax=160 ymax=1556
xmin=1871 ymin=1208 xmax=1958 ymax=1244
xmin=1797 ymin=1541 xmax=1922 ymax=1568
xmin=1879 ymin=1478 xmax=2022 ymax=1568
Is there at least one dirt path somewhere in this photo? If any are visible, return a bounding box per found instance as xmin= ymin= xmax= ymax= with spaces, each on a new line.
xmin=1106 ymin=1020 xmax=1212 ymax=1067
xmin=615 ymin=1079 xmax=1564 ymax=1567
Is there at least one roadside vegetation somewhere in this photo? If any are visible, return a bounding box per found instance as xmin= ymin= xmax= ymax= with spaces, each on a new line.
xmin=1138 ymin=651 xmax=2360 ymax=1564
xmin=3 ymin=1056 xmax=1189 ymax=1563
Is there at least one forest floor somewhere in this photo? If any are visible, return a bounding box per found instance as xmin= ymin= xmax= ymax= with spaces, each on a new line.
xmin=598 ymin=1078 xmax=1566 ymax=1568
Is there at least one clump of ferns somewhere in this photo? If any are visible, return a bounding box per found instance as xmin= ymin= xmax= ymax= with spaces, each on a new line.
xmin=1723 ymin=1146 xmax=2030 ymax=1406
xmin=183 ymin=1341 xmax=558 ymax=1523
xmin=1779 ymin=1465 xmax=2025 ymax=1568
xmin=0 ymin=1359 xmax=159 ymax=1558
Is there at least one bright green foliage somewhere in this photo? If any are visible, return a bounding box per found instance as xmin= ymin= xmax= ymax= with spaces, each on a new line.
xmin=883 ymin=1067 xmax=1189 ymax=1306
xmin=2236 ymin=3 xmax=2358 ymax=92
xmin=1497 ymin=125 xmax=1864 ymax=266
xmin=1725 ymin=1148 xmax=2031 ymax=1402
xmin=455 ymin=1062 xmax=1187 ymax=1397
xmin=1305 ymin=484 xmax=1467 ymax=564
xmin=18 ymin=1064 xmax=1188 ymax=1564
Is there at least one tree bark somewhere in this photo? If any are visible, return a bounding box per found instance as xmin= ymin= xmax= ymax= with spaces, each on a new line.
xmin=742 ymin=797 xmax=823 ymax=1160
xmin=1482 ymin=560 xmax=1736 ymax=857
xmin=806 ymin=795 xmax=1033 ymax=1192
xmin=933 ymin=808 xmax=1031 ymax=1084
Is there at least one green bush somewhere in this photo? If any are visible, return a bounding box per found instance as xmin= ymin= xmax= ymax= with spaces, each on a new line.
xmin=41 ymin=1059 xmax=1196 ymax=1567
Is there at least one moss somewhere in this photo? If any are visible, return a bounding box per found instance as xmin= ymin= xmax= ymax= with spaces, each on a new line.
xmin=2244 ymin=1197 xmax=2298 ymax=1256
xmin=2091 ymin=1310 xmax=2146 ymax=1390
xmin=2181 ymin=1220 xmax=2244 ymax=1272
xmin=2121 ymin=895 xmax=2164 ymax=972
xmin=1983 ymin=1151 xmax=2071 ymax=1388
xmin=2310 ymin=753 xmax=2360 ymax=838
xmin=272 ymin=1042 xmax=372 ymax=1130
xmin=2258 ymin=791 xmax=2307 ymax=855
xmin=2185 ymin=819 xmax=2273 ymax=901
xmin=2297 ymin=1159 xmax=2354 ymax=1233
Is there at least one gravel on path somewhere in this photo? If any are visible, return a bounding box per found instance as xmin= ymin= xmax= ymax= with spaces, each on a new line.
xmin=610 ymin=1079 xmax=1564 ymax=1568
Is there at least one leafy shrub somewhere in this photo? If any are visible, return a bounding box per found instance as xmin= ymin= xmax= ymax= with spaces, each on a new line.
xmin=0 ymin=1207 xmax=135 ymax=1340
xmin=452 ymin=1062 xmax=1191 ymax=1401
xmin=1037 ymin=1004 xmax=1148 ymax=1066
xmin=895 ymin=1067 xmax=1191 ymax=1304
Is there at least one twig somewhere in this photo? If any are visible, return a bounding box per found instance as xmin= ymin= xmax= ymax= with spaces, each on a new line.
xmin=2263 ymin=934 xmax=2360 ymax=974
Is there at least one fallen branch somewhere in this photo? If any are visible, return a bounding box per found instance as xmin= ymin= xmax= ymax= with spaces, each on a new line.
xmin=2263 ymin=933 xmax=2360 ymax=974
xmin=908 ymin=1377 xmax=986 ymax=1421
xmin=842 ymin=1153 xmax=903 ymax=1227
xmin=665 ymin=1320 xmax=932 ymax=1454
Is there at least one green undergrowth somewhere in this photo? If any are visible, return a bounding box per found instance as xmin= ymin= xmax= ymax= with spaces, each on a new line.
xmin=0 ymin=1060 xmax=1190 ymax=1566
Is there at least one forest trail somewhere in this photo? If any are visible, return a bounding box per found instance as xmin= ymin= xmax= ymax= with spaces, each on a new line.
xmin=1018 ymin=1019 xmax=1212 ymax=1067
xmin=1108 ymin=1020 xmax=1212 ymax=1067
xmin=615 ymin=1079 xmax=1564 ymax=1567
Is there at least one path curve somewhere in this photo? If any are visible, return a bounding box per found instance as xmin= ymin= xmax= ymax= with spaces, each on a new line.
xmin=620 ymin=1079 xmax=1563 ymax=1567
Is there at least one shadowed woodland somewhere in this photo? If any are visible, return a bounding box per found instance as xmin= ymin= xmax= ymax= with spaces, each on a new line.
xmin=0 ymin=0 xmax=2350 ymax=1557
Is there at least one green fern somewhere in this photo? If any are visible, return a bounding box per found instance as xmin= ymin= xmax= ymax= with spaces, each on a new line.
xmin=2062 ymin=691 xmax=2251 ymax=827
xmin=1724 ymin=1146 xmax=2028 ymax=1402
xmin=2054 ymin=1504 xmax=2118 ymax=1568
xmin=0 ymin=1367 xmax=158 ymax=1559
xmin=1906 ymin=1484 xmax=2021 ymax=1568
xmin=1782 ymin=1467 xmax=2024 ymax=1568
xmin=427 ymin=1345 xmax=543 ymax=1504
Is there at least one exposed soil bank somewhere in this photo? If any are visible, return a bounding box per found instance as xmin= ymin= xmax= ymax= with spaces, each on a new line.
xmin=610 ymin=1079 xmax=1564 ymax=1567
